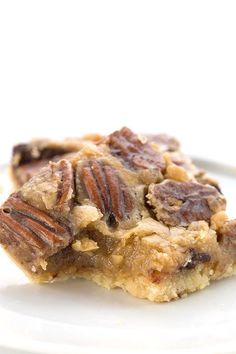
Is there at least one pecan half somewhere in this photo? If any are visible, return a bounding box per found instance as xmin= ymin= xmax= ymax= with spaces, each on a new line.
xmin=147 ymin=180 xmax=226 ymax=226
xmin=179 ymin=248 xmax=211 ymax=270
xmin=0 ymin=194 xmax=73 ymax=267
xmin=107 ymin=127 xmax=165 ymax=171
xmin=12 ymin=142 xmax=73 ymax=167
xmin=11 ymin=140 xmax=81 ymax=187
xmin=76 ymin=159 xmax=134 ymax=226
xmin=20 ymin=159 xmax=74 ymax=213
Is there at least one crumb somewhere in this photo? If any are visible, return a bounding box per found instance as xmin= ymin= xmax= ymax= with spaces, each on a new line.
xmin=72 ymin=238 xmax=99 ymax=252
xmin=40 ymin=260 xmax=48 ymax=270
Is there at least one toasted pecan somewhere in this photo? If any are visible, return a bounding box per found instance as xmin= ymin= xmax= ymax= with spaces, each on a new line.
xmin=107 ymin=127 xmax=165 ymax=171
xmin=147 ymin=180 xmax=226 ymax=226
xmin=12 ymin=143 xmax=74 ymax=167
xmin=0 ymin=194 xmax=73 ymax=267
xmin=51 ymin=159 xmax=74 ymax=208
xmin=76 ymin=159 xmax=134 ymax=226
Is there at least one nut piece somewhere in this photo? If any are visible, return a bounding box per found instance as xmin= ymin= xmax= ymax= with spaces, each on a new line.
xmin=107 ymin=127 xmax=165 ymax=172
xmin=76 ymin=159 xmax=134 ymax=226
xmin=71 ymin=205 xmax=101 ymax=230
xmin=147 ymin=180 xmax=226 ymax=226
xmin=111 ymin=254 xmax=123 ymax=265
xmin=40 ymin=260 xmax=48 ymax=270
xmin=167 ymin=152 xmax=199 ymax=177
xmin=218 ymin=220 xmax=236 ymax=247
xmin=72 ymin=238 xmax=99 ymax=252
xmin=166 ymin=164 xmax=190 ymax=182
xmin=211 ymin=211 xmax=228 ymax=230
xmin=51 ymin=159 xmax=74 ymax=209
xmin=0 ymin=194 xmax=73 ymax=267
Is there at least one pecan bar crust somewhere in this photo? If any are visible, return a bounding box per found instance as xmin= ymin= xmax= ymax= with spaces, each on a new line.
xmin=1 ymin=127 xmax=236 ymax=302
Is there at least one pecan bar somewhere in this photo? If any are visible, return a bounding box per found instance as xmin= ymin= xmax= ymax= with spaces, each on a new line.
xmin=1 ymin=127 xmax=235 ymax=302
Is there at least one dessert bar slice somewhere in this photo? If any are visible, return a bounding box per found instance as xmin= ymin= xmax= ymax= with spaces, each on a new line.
xmin=0 ymin=127 xmax=235 ymax=302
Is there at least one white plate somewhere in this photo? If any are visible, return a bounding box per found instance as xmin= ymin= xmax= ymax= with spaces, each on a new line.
xmin=0 ymin=160 xmax=236 ymax=354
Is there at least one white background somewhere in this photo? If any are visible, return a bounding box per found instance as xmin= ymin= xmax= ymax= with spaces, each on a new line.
xmin=0 ymin=3 xmax=236 ymax=353
xmin=0 ymin=0 xmax=236 ymax=163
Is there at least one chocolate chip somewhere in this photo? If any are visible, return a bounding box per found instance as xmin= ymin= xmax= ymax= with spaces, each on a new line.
xmin=180 ymin=248 xmax=211 ymax=270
